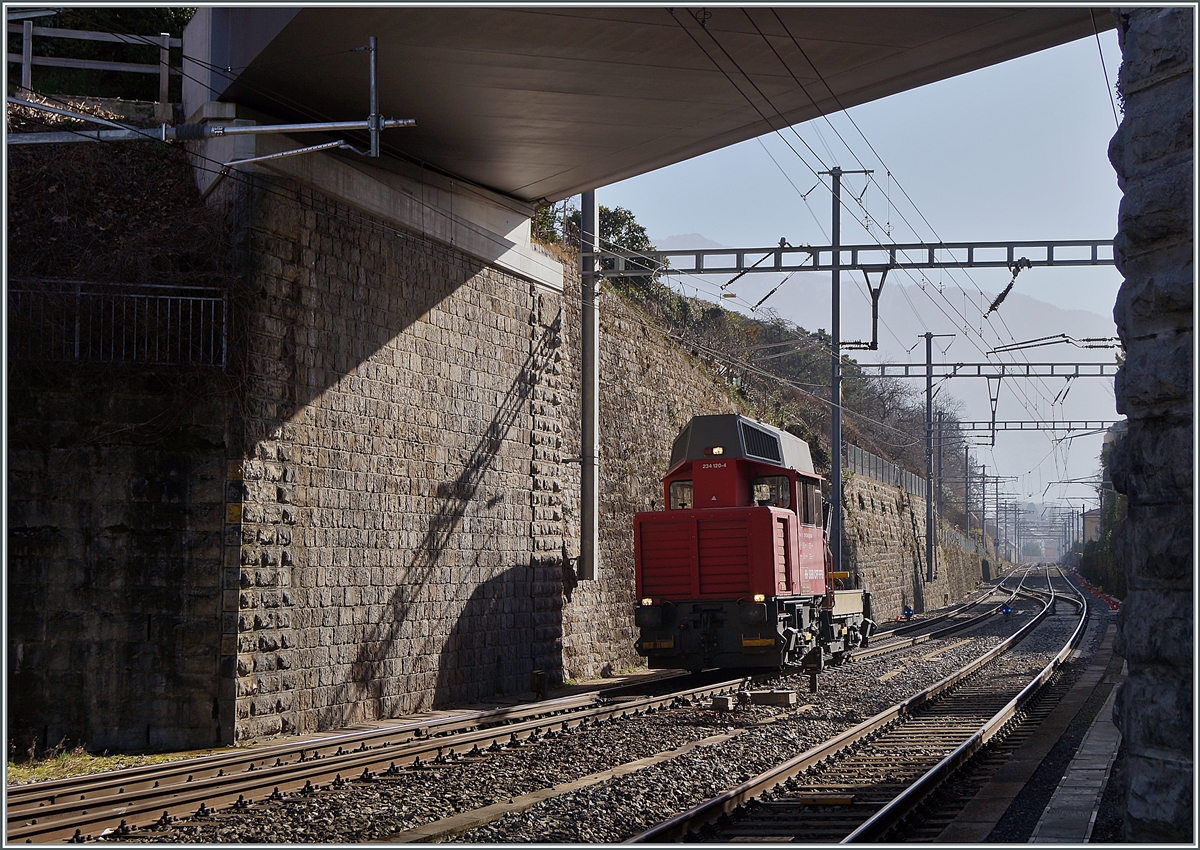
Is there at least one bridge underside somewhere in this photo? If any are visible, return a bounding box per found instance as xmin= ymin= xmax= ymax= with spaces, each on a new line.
xmin=185 ymin=6 xmax=1113 ymax=203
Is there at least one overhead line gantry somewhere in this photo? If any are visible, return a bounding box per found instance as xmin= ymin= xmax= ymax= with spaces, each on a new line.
xmin=853 ymin=362 xmax=1119 ymax=379
xmin=941 ymin=420 xmax=1120 ymax=432
xmin=597 ymin=238 xmax=1116 ymax=277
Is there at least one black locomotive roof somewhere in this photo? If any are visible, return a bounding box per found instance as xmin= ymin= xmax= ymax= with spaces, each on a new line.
xmin=668 ymin=414 xmax=816 ymax=476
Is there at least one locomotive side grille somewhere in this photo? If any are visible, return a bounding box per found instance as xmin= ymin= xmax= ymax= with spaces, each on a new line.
xmin=740 ymin=422 xmax=782 ymax=462
xmin=698 ymin=519 xmax=751 ymax=595
xmin=775 ymin=517 xmax=789 ymax=590
xmin=639 ymin=520 xmax=694 ymax=597
xmin=668 ymin=424 xmax=691 ymax=469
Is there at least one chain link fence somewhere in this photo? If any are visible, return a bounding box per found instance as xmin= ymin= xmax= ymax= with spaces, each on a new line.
xmin=846 ymin=443 xmax=977 ymax=553
xmin=939 ymin=525 xmax=977 ymax=554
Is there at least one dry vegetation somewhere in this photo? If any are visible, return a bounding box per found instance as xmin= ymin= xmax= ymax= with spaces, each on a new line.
xmin=6 ymin=95 xmax=233 ymax=287
xmin=7 ymin=741 xmax=231 ymax=785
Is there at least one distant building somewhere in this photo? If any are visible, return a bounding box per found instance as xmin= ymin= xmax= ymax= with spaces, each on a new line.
xmin=1082 ymin=508 xmax=1102 ymax=543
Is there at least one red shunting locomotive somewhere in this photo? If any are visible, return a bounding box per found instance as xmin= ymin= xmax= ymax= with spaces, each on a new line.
xmin=633 ymin=414 xmax=873 ymax=672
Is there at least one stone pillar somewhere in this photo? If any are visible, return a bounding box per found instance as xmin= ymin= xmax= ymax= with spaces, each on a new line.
xmin=1107 ymin=7 xmax=1193 ymax=842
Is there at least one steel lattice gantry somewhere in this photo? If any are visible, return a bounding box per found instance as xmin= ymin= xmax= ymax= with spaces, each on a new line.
xmin=942 ymin=420 xmax=1119 ymax=432
xmin=593 ymin=233 xmax=1114 ymax=587
xmin=853 ymin=362 xmax=1120 ymax=379
xmin=597 ymin=239 xmax=1115 ymax=277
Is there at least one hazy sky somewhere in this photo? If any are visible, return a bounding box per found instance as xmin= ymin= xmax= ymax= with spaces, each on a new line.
xmin=596 ymin=30 xmax=1125 ymax=513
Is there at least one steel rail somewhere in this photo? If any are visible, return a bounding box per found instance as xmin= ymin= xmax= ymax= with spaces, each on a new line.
xmin=844 ymin=578 xmax=1086 ymax=841
xmin=7 ymin=674 xmax=761 ymax=843
xmin=8 ymin=692 xmax=605 ymax=810
xmin=624 ymin=586 xmax=1075 ymax=844
xmin=6 ymin=666 xmax=698 ymax=819
xmin=884 ymin=590 xmax=992 ymax=637
xmin=855 ymin=586 xmax=1016 ymax=659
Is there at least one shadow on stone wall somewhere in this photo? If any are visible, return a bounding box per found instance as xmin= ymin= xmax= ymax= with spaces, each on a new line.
xmin=236 ymin=177 xmax=491 ymax=431
xmin=7 ymin=135 xmax=235 ymax=754
xmin=7 ymin=365 xmax=227 ymax=753
xmin=311 ymin=321 xmax=561 ymax=728
xmin=900 ymin=493 xmax=927 ymax=613
xmin=432 ymin=562 xmax=561 ymax=707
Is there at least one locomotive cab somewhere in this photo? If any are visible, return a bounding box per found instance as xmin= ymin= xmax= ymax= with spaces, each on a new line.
xmin=633 ymin=414 xmax=871 ymax=672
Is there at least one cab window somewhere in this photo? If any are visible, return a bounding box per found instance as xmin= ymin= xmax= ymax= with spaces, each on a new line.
xmin=799 ymin=479 xmax=822 ymax=525
xmin=751 ymin=475 xmax=791 ymax=508
xmin=669 ymin=480 xmax=693 ymax=509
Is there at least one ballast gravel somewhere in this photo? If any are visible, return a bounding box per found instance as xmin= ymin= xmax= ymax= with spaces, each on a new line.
xmin=100 ymin=600 xmax=1075 ymax=844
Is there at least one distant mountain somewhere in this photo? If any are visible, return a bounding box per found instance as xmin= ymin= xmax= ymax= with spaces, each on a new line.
xmin=747 ymin=278 xmax=1118 ymax=361
xmin=653 ymin=233 xmax=727 ymax=250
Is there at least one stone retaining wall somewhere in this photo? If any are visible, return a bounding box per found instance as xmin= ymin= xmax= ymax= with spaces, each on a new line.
xmin=1107 ymin=7 xmax=1193 ymax=841
xmin=842 ymin=473 xmax=992 ymax=622
xmin=7 ymin=366 xmax=227 ymax=751
xmin=7 ymin=147 xmax=1011 ymax=752
xmin=223 ymin=176 xmax=568 ymax=741
xmin=558 ymin=280 xmax=741 ymax=681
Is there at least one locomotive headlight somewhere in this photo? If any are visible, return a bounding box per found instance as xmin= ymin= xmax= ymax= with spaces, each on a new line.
xmin=641 ymin=598 xmax=653 ymax=607
xmin=704 ymin=446 xmax=724 ymax=456
xmin=739 ymin=602 xmax=768 ymax=625
xmin=635 ymin=604 xmax=663 ymax=628
xmin=753 ymin=593 xmax=766 ymax=603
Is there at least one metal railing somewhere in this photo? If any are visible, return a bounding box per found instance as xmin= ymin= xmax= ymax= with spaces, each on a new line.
xmin=8 ymin=279 xmax=226 ymax=368
xmin=845 ymin=443 xmax=925 ymax=498
xmin=7 ymin=22 xmax=180 ymax=101
xmin=845 ymin=444 xmax=978 ymax=553
xmin=939 ymin=526 xmax=977 ymax=554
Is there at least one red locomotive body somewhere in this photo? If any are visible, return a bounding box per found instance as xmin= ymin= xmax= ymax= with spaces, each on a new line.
xmin=633 ymin=414 xmax=872 ymax=671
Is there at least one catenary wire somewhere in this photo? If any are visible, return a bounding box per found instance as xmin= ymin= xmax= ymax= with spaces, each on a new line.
xmin=170 ymin=7 xmax=1059 ymax=433
xmin=675 ymin=10 xmax=1065 ymax=426
xmin=761 ymin=8 xmax=1078 ymax=410
xmin=766 ymin=9 xmax=1087 ymax=418
xmin=761 ymin=17 xmax=1090 ymax=431
xmin=1090 ymin=9 xmax=1122 ymax=130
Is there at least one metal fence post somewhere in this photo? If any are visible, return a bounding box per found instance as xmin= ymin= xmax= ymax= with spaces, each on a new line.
xmin=158 ymin=32 xmax=170 ymax=104
xmin=579 ymin=188 xmax=599 ymax=581
xmin=22 ymin=20 xmax=33 ymax=90
xmin=73 ymin=281 xmax=81 ymax=360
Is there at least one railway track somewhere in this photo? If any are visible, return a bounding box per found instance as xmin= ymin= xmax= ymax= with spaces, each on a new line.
xmin=858 ymin=586 xmax=1014 ymax=659
xmin=6 ymin=671 xmax=764 ymax=843
xmin=626 ymin=570 xmax=1086 ymax=843
xmin=9 ymin=570 xmax=1063 ymax=844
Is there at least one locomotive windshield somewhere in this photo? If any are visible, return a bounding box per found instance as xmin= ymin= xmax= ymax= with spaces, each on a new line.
xmin=751 ymin=476 xmax=790 ymax=508
xmin=669 ymin=480 xmax=693 ymax=509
